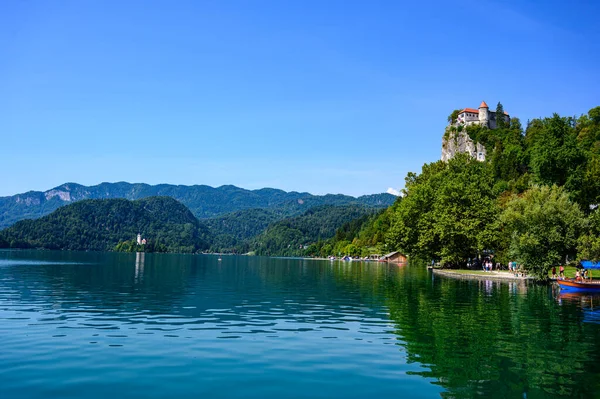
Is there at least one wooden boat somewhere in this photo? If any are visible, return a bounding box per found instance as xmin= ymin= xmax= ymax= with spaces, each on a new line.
xmin=557 ymin=278 xmax=600 ymax=291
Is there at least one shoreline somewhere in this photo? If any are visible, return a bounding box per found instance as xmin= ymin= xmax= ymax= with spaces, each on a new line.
xmin=429 ymin=267 xmax=534 ymax=281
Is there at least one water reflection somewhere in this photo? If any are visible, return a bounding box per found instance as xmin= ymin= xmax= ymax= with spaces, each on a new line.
xmin=378 ymin=269 xmax=600 ymax=398
xmin=134 ymin=252 xmax=145 ymax=283
xmin=1 ymin=250 xmax=600 ymax=398
xmin=557 ymin=291 xmax=600 ymax=325
xmin=1 ymin=251 xmax=439 ymax=399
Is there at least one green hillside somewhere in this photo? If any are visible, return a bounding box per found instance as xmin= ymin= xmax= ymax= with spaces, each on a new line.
xmin=251 ymin=205 xmax=376 ymax=257
xmin=204 ymin=208 xmax=281 ymax=253
xmin=0 ymin=197 xmax=210 ymax=253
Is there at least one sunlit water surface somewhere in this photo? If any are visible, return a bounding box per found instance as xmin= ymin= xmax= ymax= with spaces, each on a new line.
xmin=1 ymin=250 xmax=599 ymax=398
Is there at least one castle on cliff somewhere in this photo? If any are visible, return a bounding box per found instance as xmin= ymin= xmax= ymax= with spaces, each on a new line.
xmin=454 ymin=101 xmax=509 ymax=129
xmin=441 ymin=101 xmax=510 ymax=162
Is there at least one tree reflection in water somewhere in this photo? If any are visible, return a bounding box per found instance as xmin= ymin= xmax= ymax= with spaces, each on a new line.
xmin=331 ymin=262 xmax=600 ymax=398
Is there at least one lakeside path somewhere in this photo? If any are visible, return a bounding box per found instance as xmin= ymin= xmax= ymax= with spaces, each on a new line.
xmin=430 ymin=267 xmax=534 ymax=281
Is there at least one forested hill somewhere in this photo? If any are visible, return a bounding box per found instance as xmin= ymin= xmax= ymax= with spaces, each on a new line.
xmin=251 ymin=205 xmax=377 ymax=257
xmin=204 ymin=208 xmax=281 ymax=253
xmin=0 ymin=182 xmax=396 ymax=229
xmin=0 ymin=197 xmax=211 ymax=253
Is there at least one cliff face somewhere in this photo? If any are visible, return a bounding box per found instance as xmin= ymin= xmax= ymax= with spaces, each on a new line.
xmin=441 ymin=127 xmax=486 ymax=162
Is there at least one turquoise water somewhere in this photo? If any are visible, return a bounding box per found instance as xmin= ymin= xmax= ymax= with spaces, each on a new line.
xmin=1 ymin=250 xmax=600 ymax=398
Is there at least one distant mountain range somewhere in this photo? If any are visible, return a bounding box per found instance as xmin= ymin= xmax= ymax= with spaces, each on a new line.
xmin=0 ymin=182 xmax=395 ymax=230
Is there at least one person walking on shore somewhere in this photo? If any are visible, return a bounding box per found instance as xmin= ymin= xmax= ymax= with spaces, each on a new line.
xmin=559 ymin=265 xmax=565 ymax=279
xmin=552 ymin=267 xmax=557 ymax=279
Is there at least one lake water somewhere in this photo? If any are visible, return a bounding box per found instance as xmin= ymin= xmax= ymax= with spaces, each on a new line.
xmin=1 ymin=250 xmax=600 ymax=398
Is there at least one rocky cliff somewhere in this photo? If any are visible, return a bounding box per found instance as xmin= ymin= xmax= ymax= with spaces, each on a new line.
xmin=441 ymin=127 xmax=487 ymax=162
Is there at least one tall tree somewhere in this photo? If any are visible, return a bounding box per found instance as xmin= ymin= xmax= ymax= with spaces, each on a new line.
xmin=500 ymin=185 xmax=584 ymax=280
xmin=528 ymin=114 xmax=586 ymax=192
xmin=495 ymin=102 xmax=506 ymax=129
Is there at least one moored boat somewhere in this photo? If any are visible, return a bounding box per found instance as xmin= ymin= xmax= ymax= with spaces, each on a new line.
xmin=557 ymin=278 xmax=600 ymax=291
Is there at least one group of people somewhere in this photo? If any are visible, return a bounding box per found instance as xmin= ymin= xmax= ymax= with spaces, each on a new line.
xmin=551 ymin=265 xmax=565 ymax=279
xmin=508 ymin=261 xmax=527 ymax=277
xmin=575 ymin=268 xmax=589 ymax=281
xmin=551 ymin=265 xmax=590 ymax=280
xmin=481 ymin=259 xmax=495 ymax=272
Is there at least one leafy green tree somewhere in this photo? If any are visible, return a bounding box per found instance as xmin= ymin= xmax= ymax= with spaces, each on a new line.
xmin=500 ymin=185 xmax=584 ymax=279
xmin=447 ymin=109 xmax=462 ymax=124
xmin=577 ymin=235 xmax=600 ymax=263
xmin=590 ymin=106 xmax=600 ymax=124
xmin=509 ymin=117 xmax=522 ymax=133
xmin=577 ymin=208 xmax=600 ymax=262
xmin=343 ymin=243 xmax=361 ymax=257
xmin=573 ymin=107 xmax=600 ymax=208
xmin=528 ymin=114 xmax=585 ymax=190
xmin=387 ymin=154 xmax=499 ymax=267
xmin=319 ymin=243 xmax=333 ymax=257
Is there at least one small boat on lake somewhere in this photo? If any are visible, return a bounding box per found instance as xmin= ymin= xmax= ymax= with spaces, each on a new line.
xmin=557 ymin=278 xmax=600 ymax=291
xmin=556 ymin=260 xmax=600 ymax=291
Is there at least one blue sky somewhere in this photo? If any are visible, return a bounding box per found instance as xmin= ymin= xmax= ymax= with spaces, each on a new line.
xmin=1 ymin=0 xmax=598 ymax=197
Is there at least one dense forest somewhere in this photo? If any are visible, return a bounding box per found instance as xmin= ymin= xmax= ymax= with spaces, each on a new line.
xmin=251 ymin=205 xmax=377 ymax=257
xmin=343 ymin=104 xmax=600 ymax=279
xmin=305 ymin=202 xmax=399 ymax=258
xmin=0 ymin=197 xmax=211 ymax=253
xmin=204 ymin=208 xmax=282 ymax=253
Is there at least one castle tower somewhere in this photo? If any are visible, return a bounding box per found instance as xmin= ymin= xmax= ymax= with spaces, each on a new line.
xmin=478 ymin=101 xmax=489 ymax=127
xmin=137 ymin=233 xmax=142 ymax=245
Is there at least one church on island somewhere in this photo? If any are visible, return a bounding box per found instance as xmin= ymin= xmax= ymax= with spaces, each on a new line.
xmin=441 ymin=100 xmax=510 ymax=162
xmin=136 ymin=233 xmax=147 ymax=245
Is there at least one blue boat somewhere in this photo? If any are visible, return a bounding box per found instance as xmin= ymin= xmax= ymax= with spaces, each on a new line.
xmin=557 ymin=278 xmax=600 ymax=291
xmin=557 ymin=260 xmax=600 ymax=291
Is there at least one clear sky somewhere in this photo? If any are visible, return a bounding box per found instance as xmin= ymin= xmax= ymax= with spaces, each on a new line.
xmin=1 ymin=0 xmax=598 ymax=197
